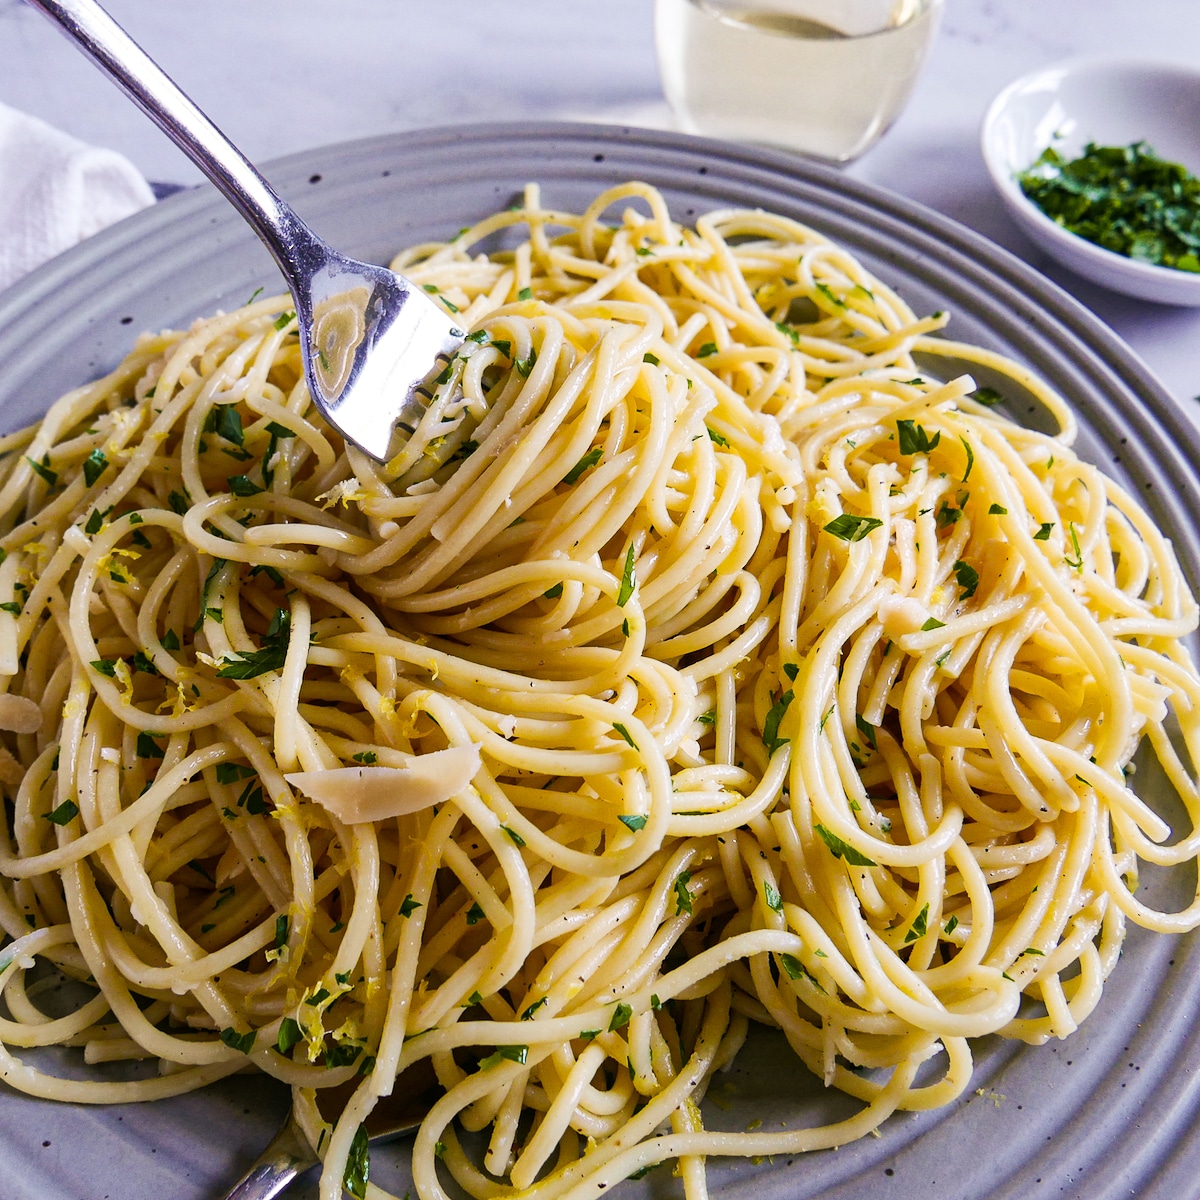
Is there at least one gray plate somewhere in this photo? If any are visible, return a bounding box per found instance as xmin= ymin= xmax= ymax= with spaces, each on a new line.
xmin=1 ymin=123 xmax=1198 ymax=1200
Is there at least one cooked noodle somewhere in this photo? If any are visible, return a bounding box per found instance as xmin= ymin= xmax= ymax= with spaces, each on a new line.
xmin=0 ymin=182 xmax=1197 ymax=1200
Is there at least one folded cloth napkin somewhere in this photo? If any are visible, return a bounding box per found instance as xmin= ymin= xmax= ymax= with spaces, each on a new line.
xmin=0 ymin=101 xmax=155 ymax=293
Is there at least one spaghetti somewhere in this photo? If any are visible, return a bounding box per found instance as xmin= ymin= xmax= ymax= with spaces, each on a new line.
xmin=0 ymin=182 xmax=1197 ymax=1200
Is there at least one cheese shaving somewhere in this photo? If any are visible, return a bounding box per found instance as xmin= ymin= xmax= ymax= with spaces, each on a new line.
xmin=284 ymin=745 xmax=482 ymax=823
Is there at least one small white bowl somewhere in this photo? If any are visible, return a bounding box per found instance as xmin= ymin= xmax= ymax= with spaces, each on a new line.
xmin=981 ymin=58 xmax=1200 ymax=306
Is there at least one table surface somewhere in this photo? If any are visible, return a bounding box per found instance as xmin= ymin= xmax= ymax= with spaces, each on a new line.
xmin=2 ymin=0 xmax=1199 ymax=441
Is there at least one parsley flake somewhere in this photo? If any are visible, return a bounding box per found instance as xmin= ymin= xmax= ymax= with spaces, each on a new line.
xmin=44 ymin=800 xmax=79 ymax=825
xmin=823 ymin=514 xmax=883 ymax=542
xmin=814 ymin=823 xmax=876 ymax=867
xmin=897 ymin=419 xmax=941 ymax=455
xmin=617 ymin=544 xmax=636 ymax=606
xmin=903 ymin=903 xmax=929 ymax=943
xmin=563 ymin=447 xmax=602 ymax=485
xmin=82 ymin=449 xmax=108 ymax=487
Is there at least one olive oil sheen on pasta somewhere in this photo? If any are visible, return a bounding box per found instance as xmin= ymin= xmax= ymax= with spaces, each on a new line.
xmin=655 ymin=0 xmax=942 ymax=161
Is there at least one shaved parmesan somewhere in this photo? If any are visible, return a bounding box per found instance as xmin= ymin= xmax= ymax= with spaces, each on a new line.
xmin=878 ymin=594 xmax=931 ymax=640
xmin=285 ymin=745 xmax=481 ymax=824
xmin=0 ymin=694 xmax=43 ymax=734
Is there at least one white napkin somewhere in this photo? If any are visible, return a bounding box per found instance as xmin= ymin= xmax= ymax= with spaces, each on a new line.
xmin=0 ymin=102 xmax=155 ymax=293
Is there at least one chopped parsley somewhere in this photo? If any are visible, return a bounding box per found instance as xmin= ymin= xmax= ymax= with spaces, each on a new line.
xmin=617 ymin=544 xmax=636 ymax=606
xmin=216 ymin=763 xmax=255 ymax=783
xmin=673 ymin=870 xmax=693 ymax=916
xmin=249 ymin=563 xmax=285 ymax=587
xmin=479 ymin=1044 xmax=528 ymax=1069
xmin=82 ymin=449 xmax=108 ymax=487
xmin=136 ymin=731 xmax=164 ymax=759
xmin=131 ymin=650 xmax=158 ymax=675
xmin=815 ymin=282 xmax=845 ymax=308
xmin=961 ymin=437 xmax=975 ymax=482
xmin=855 ymin=713 xmax=877 ymax=751
xmin=618 ymin=814 xmax=648 ymax=832
xmin=563 ymin=447 xmax=602 ymax=484
xmin=762 ymin=689 xmax=794 ymax=755
xmin=1018 ymin=141 xmax=1200 ymax=272
xmin=953 ymin=559 xmax=979 ymax=599
xmin=44 ymin=800 xmax=79 ymax=825
xmin=219 ymin=1027 xmax=256 ymax=1054
xmin=814 ymin=823 xmax=876 ymax=867
xmin=613 ymin=722 xmax=638 ymax=750
xmin=896 ymin=419 xmax=941 ymax=455
xmin=26 ymin=456 xmax=57 ymax=488
xmin=903 ymin=903 xmax=929 ymax=943
xmin=324 ymin=1042 xmax=362 ymax=1069
xmin=1065 ymin=522 xmax=1084 ymax=571
xmin=609 ymin=1002 xmax=633 ymax=1031
xmin=228 ymin=475 xmax=263 ymax=497
xmin=521 ymin=997 xmax=548 ymax=1020
xmin=343 ymin=1124 xmax=370 ymax=1199
xmin=779 ymin=953 xmax=823 ymax=991
xmin=936 ymin=500 xmax=962 ymax=528
xmin=216 ymin=608 xmax=290 ymax=678
xmin=823 ymin=513 xmax=883 ymax=542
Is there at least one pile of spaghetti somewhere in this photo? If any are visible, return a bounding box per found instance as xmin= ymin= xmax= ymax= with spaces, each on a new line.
xmin=0 ymin=182 xmax=1198 ymax=1200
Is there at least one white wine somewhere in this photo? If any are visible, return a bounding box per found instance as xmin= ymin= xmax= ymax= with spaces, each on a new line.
xmin=655 ymin=0 xmax=942 ymax=162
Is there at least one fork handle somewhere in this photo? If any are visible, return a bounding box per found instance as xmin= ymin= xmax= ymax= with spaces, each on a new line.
xmin=222 ymin=1110 xmax=320 ymax=1200
xmin=27 ymin=0 xmax=316 ymax=277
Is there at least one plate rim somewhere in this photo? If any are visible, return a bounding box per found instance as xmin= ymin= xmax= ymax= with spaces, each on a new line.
xmin=0 ymin=119 xmax=1198 ymax=1200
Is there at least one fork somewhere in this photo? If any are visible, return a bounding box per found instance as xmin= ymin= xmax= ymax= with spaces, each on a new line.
xmin=224 ymin=1059 xmax=439 ymax=1200
xmin=27 ymin=0 xmax=465 ymax=461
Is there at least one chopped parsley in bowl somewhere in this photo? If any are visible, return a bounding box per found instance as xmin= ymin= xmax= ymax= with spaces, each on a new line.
xmin=981 ymin=59 xmax=1200 ymax=305
xmin=1018 ymin=141 xmax=1200 ymax=274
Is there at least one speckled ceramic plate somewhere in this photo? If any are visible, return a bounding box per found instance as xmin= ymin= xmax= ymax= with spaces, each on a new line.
xmin=1 ymin=123 xmax=1198 ymax=1200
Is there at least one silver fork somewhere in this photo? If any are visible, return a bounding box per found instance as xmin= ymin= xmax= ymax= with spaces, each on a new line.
xmin=28 ymin=0 xmax=465 ymax=461
xmin=224 ymin=1060 xmax=439 ymax=1200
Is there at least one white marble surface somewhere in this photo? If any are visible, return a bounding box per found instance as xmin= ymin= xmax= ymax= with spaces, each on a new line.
xmin=2 ymin=0 xmax=1200 ymax=442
